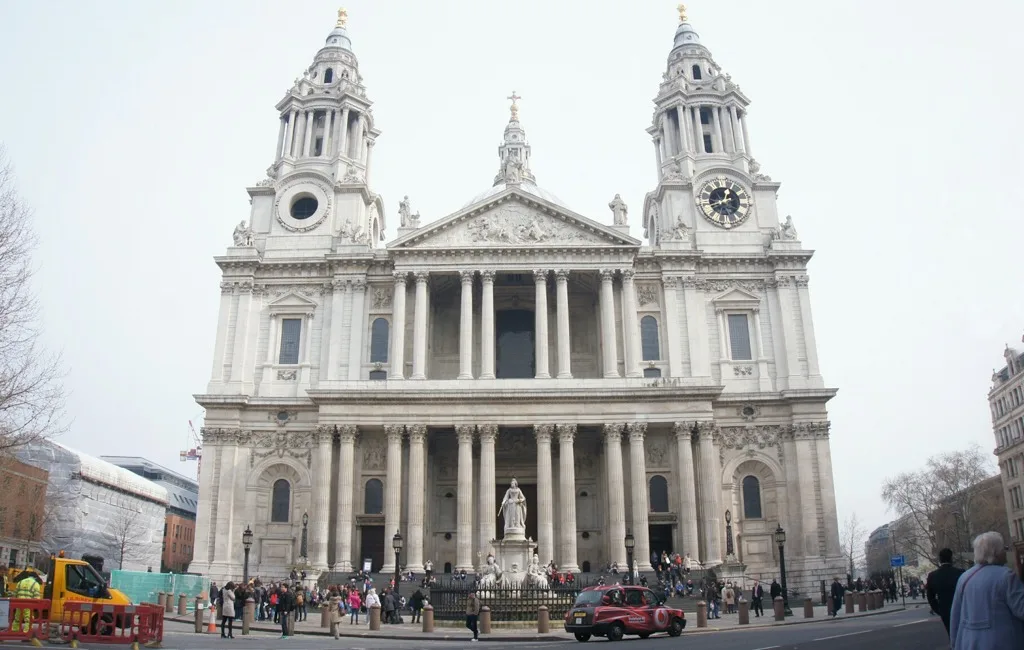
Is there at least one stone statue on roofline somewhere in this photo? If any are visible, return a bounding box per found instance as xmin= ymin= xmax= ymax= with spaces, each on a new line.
xmin=609 ymin=194 xmax=628 ymax=226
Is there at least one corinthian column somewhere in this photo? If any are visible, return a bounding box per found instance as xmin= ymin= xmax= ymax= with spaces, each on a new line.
xmin=335 ymin=426 xmax=358 ymax=572
xmin=406 ymin=424 xmax=427 ymax=571
xmin=411 ymin=272 xmax=429 ymax=379
xmin=603 ymin=423 xmax=627 ymax=568
xmin=310 ymin=425 xmax=333 ymax=570
xmin=455 ymin=425 xmax=475 ymax=571
xmin=382 ymin=425 xmax=404 ymax=574
xmin=390 ymin=272 xmax=407 ymax=379
xmin=621 ymin=270 xmax=642 ymax=378
xmin=534 ymin=424 xmax=555 ymax=564
xmin=599 ymin=269 xmax=620 ymax=378
xmin=534 ymin=269 xmax=550 ymax=378
xmin=459 ymin=270 xmax=474 ymax=379
xmin=557 ymin=424 xmax=580 ymax=572
xmin=672 ymin=422 xmax=700 ymax=560
xmin=627 ymin=422 xmax=653 ymax=571
xmin=478 ymin=424 xmax=498 ymax=562
xmin=555 ymin=270 xmax=572 ymax=379
xmin=695 ymin=421 xmax=723 ymax=566
xmin=480 ymin=271 xmax=496 ymax=379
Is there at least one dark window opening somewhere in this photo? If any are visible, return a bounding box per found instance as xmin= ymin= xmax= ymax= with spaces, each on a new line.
xmin=271 ymin=479 xmax=290 ymax=522
xmin=364 ymin=478 xmax=384 ymax=514
xmin=278 ymin=318 xmax=301 ymax=364
xmin=324 ymin=68 xmax=334 ymax=83
xmin=742 ymin=475 xmax=763 ymax=519
xmin=700 ymin=108 xmax=711 ymax=125
xmin=368 ymin=370 xmax=387 ymax=381
xmin=640 ymin=316 xmax=660 ymax=361
xmin=692 ymin=65 xmax=702 ymax=80
xmin=643 ymin=368 xmax=662 ymax=378
xmin=649 ymin=475 xmax=670 ymax=513
xmin=290 ymin=196 xmax=318 ymax=220
xmin=703 ymin=134 xmax=714 ymax=153
xmin=313 ymin=137 xmax=323 ymax=156
xmin=727 ymin=314 xmax=753 ymax=361
xmin=369 ymin=318 xmax=389 ymax=363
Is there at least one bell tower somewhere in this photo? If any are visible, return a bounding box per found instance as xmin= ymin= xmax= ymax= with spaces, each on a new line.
xmin=642 ymin=5 xmax=784 ymax=253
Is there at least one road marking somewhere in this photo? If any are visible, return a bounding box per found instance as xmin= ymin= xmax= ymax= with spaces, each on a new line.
xmin=893 ymin=619 xmax=930 ymax=627
xmin=812 ymin=629 xmax=874 ymax=641
xmin=751 ymin=646 xmax=781 ymax=650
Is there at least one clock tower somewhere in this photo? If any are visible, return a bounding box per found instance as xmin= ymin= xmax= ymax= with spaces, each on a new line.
xmin=643 ymin=6 xmax=788 ymax=254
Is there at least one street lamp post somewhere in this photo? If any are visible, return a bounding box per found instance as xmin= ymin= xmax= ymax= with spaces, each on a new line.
xmin=242 ymin=525 xmax=253 ymax=584
xmin=392 ymin=530 xmax=404 ymax=601
xmin=774 ymin=525 xmax=792 ymax=616
xmin=624 ymin=532 xmax=635 ymax=585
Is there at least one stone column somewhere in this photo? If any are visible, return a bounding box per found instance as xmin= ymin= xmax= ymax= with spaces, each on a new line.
xmin=302 ymin=110 xmax=315 ymax=157
xmin=459 ymin=271 xmax=474 ymax=379
xmin=774 ymin=276 xmax=803 ymax=388
xmin=740 ymin=111 xmax=752 ymax=154
xmin=209 ymin=284 xmax=233 ymax=383
xmin=653 ymin=136 xmax=663 ymax=177
xmin=275 ymin=117 xmax=287 ymax=161
xmin=533 ymin=269 xmax=550 ymax=378
xmin=660 ymin=277 xmax=683 ymax=378
xmin=480 ymin=271 xmax=496 ymax=379
xmin=555 ymin=270 xmax=572 ymax=379
xmin=227 ymin=286 xmax=252 ymax=385
xmin=682 ymin=277 xmax=711 ymax=377
xmin=557 ymin=424 xmax=580 ymax=573
xmin=695 ymin=422 xmax=723 ymax=566
xmin=411 ymin=272 xmax=429 ymax=380
xmin=347 ymin=279 xmax=367 ymax=379
xmin=310 ymin=426 xmax=333 ymax=571
xmin=406 ymin=424 xmax=427 ymax=571
xmin=382 ymin=425 xmax=404 ymax=574
xmin=813 ymin=424 xmax=842 ymax=557
xmin=692 ymin=106 xmax=705 ymax=154
xmin=478 ymin=425 xmax=498 ymax=562
xmin=794 ymin=424 xmax=822 ymax=558
xmin=676 ymin=105 xmax=691 ymax=153
xmin=627 ymin=423 xmax=653 ymax=571
xmin=321 ymin=110 xmax=333 ymax=158
xmin=721 ymin=106 xmax=735 ymax=153
xmin=285 ymin=109 xmax=298 ymax=157
xmin=729 ymin=106 xmax=745 ymax=154
xmin=353 ymin=114 xmax=366 ymax=162
xmin=335 ymin=426 xmax=358 ymax=572
xmin=796 ymin=277 xmax=823 ymax=382
xmin=338 ymin=107 xmax=350 ymax=158
xmin=603 ymin=424 xmax=627 ymax=568
xmin=599 ymin=269 xmax=620 ymax=378
xmin=673 ymin=423 xmax=700 ymax=560
xmin=456 ymin=425 xmax=475 ymax=571
xmin=390 ymin=273 xmax=407 ymax=379
xmin=710 ymin=106 xmax=724 ymax=153
xmin=621 ymin=270 xmax=642 ymax=378
xmin=326 ymin=280 xmax=347 ymax=380
xmin=534 ymin=424 xmax=555 ymax=565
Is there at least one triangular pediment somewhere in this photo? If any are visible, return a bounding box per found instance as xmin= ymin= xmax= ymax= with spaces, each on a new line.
xmin=710 ymin=286 xmax=761 ymax=308
xmin=390 ymin=188 xmax=640 ymax=249
xmin=267 ymin=292 xmax=318 ymax=315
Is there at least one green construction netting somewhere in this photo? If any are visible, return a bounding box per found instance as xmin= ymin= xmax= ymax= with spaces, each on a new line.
xmin=109 ymin=571 xmax=210 ymax=611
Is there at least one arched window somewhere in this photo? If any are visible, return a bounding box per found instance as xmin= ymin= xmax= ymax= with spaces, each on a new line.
xmin=742 ymin=476 xmax=763 ymax=519
xmin=649 ymin=475 xmax=669 ymax=513
xmin=271 ymin=479 xmax=290 ymax=522
xmin=692 ymin=65 xmax=702 ymax=80
xmin=641 ymin=316 xmax=660 ymax=361
xmin=370 ymin=318 xmax=389 ymax=363
xmin=324 ymin=68 xmax=334 ymax=84
xmin=364 ymin=478 xmax=384 ymax=514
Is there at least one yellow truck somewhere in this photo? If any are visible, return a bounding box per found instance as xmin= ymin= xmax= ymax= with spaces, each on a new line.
xmin=40 ymin=552 xmax=133 ymax=632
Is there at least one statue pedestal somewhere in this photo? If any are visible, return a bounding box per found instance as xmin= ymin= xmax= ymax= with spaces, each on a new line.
xmin=493 ymin=536 xmax=536 ymax=582
xmin=718 ymin=557 xmax=748 ymax=590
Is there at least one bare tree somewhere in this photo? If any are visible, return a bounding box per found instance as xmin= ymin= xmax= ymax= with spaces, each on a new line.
xmin=109 ymin=506 xmax=147 ymax=570
xmin=0 ymin=147 xmax=65 ymax=455
xmin=881 ymin=445 xmax=996 ymax=565
xmin=840 ymin=512 xmax=866 ymax=579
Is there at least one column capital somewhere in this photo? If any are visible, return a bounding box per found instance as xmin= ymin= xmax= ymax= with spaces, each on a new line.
xmin=556 ymin=423 xmax=577 ymax=443
xmin=393 ymin=271 xmax=408 ymax=285
xmin=407 ymin=424 xmax=427 ymax=443
xmin=555 ymin=269 xmax=571 ymax=282
xmin=384 ymin=424 xmax=405 ymax=442
xmin=533 ymin=423 xmax=554 ymax=443
xmin=351 ymin=278 xmax=367 ymax=292
xmin=481 ymin=270 xmax=496 ymax=283
xmin=599 ymin=268 xmax=616 ymax=283
xmin=533 ymin=269 xmax=549 ymax=282
xmin=621 ymin=269 xmax=636 ymax=282
xmin=478 ymin=424 xmax=499 ymax=442
xmin=460 ymin=270 xmax=475 ymax=284
xmin=627 ymin=422 xmax=647 ymax=441
xmin=338 ymin=425 xmax=358 ymax=443
xmin=603 ymin=423 xmax=624 ymax=443
xmin=694 ymin=420 xmax=720 ymax=442
xmin=414 ymin=270 xmax=430 ymax=284
xmin=455 ymin=424 xmax=475 ymax=443
xmin=672 ymin=421 xmax=693 ymax=442
xmin=331 ymin=278 xmax=349 ymax=292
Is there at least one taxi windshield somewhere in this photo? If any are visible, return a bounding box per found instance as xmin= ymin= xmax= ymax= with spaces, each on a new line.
xmin=573 ymin=590 xmax=606 ymax=606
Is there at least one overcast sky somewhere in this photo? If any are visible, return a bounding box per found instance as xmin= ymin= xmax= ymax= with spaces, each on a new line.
xmin=1 ymin=0 xmax=1021 ymax=537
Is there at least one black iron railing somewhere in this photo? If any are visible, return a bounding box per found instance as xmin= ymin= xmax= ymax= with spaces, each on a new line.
xmin=427 ymin=579 xmax=596 ymax=622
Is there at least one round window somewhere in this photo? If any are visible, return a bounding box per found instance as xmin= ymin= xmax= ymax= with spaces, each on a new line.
xmin=290 ymin=196 xmax=319 ymax=220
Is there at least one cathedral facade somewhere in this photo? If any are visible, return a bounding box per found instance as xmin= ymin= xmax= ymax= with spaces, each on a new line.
xmin=192 ymin=9 xmax=844 ymax=593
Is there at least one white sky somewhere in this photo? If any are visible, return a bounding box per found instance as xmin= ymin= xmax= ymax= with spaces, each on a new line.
xmin=1 ymin=0 xmax=1021 ymax=536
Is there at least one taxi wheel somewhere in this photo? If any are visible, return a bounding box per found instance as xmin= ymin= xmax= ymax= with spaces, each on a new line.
xmin=574 ymin=632 xmax=591 ymax=642
xmin=607 ymin=623 xmax=624 ymax=641
xmin=668 ymin=618 xmax=684 ymax=637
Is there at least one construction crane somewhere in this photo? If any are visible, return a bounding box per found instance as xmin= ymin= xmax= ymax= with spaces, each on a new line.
xmin=181 ymin=412 xmax=204 ymax=476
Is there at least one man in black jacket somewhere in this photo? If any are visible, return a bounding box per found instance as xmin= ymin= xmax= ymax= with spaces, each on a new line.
xmin=925 ymin=548 xmax=963 ymax=636
xmin=829 ymin=577 xmax=845 ymax=617
xmin=750 ymin=580 xmax=764 ymax=617
xmin=276 ymin=585 xmax=295 ymax=638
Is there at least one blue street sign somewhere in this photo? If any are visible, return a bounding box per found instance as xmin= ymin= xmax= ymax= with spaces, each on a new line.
xmin=890 ymin=554 xmax=906 ymax=567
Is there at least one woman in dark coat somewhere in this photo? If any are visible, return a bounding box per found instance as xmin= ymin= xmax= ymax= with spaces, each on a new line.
xmin=410 ymin=589 xmax=426 ymax=623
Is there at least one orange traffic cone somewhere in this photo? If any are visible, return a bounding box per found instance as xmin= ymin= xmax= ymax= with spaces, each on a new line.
xmin=207 ymin=606 xmax=217 ymax=634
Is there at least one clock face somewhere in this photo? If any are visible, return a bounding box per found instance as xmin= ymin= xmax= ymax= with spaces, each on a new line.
xmin=697 ymin=178 xmax=751 ymax=228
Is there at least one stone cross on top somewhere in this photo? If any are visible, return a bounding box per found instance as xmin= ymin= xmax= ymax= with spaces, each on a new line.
xmin=336 ymin=7 xmax=348 ymax=28
xmin=507 ymin=91 xmax=522 ymax=120
xmin=677 ymin=4 xmax=688 ymax=23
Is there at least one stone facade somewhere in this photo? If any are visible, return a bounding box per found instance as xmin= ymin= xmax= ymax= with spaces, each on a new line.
xmin=192 ymin=11 xmax=844 ymax=593
xmin=990 ymin=335 xmax=1024 ymax=576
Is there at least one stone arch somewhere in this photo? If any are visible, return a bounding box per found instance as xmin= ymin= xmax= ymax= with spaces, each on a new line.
xmin=248 ymin=456 xmax=311 ymax=489
xmin=722 ymin=456 xmax=784 ymax=568
xmin=248 ymin=460 xmax=309 ymax=526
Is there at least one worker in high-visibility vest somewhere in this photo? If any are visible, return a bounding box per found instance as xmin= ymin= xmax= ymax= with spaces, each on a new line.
xmin=11 ymin=570 xmax=42 ymax=633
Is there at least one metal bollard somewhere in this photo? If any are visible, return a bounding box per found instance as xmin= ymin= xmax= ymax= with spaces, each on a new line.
xmin=194 ymin=604 xmax=204 ymax=633
xmin=165 ymin=593 xmax=174 ymax=614
xmin=803 ymin=597 xmax=813 ymax=618
xmin=844 ymin=592 xmax=854 ymax=614
xmin=537 ymin=605 xmax=549 ymax=633
xmin=158 ymin=592 xmax=167 ymax=609
xmin=878 ymin=590 xmax=885 ymax=608
xmin=178 ymin=593 xmax=187 ymax=616
xmin=243 ymin=598 xmax=254 ymax=635
xmin=857 ymin=591 xmax=867 ymax=612
xmin=827 ymin=595 xmax=834 ymax=616
xmin=480 ymin=606 xmax=491 ymax=634
xmin=321 ymin=600 xmax=331 ymax=628
xmin=738 ymin=597 xmax=749 ymax=625
xmin=696 ymin=601 xmax=707 ymax=628
xmin=422 ymin=604 xmax=434 ymax=633
xmin=287 ymin=610 xmax=296 ymax=636
xmin=868 ymin=590 xmax=877 ymax=610
xmin=369 ymin=605 xmax=381 ymax=631
xmin=773 ymin=596 xmax=785 ymax=621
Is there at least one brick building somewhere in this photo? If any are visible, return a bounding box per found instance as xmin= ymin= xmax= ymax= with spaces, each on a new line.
xmin=0 ymin=457 xmax=49 ymax=569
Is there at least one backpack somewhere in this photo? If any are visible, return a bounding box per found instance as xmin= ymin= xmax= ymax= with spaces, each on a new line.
xmin=296 ymin=593 xmax=304 ymax=605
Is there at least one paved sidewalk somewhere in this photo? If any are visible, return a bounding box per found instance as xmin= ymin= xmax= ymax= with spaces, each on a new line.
xmin=165 ymin=598 xmax=928 ymax=642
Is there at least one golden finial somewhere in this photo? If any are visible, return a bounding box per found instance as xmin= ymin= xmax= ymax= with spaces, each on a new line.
xmin=507 ymin=90 xmax=522 ymax=120
xmin=677 ymin=4 xmax=688 ymax=23
xmin=336 ymin=7 xmax=348 ymax=28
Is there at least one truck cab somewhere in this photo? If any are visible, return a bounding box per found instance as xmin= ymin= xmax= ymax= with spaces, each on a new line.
xmin=42 ymin=553 xmax=132 ymax=626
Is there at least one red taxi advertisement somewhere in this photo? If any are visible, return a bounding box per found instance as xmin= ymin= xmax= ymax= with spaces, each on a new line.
xmin=564 ymin=585 xmax=686 ymax=642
